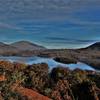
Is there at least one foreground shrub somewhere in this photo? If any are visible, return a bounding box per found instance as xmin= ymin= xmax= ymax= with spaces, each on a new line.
xmin=50 ymin=80 xmax=74 ymax=100
xmin=24 ymin=63 xmax=49 ymax=93
xmin=0 ymin=61 xmax=14 ymax=71
xmin=67 ymin=68 xmax=89 ymax=86
xmin=13 ymin=62 xmax=27 ymax=71
xmin=72 ymin=80 xmax=99 ymax=100
xmin=88 ymin=73 xmax=100 ymax=88
xmin=0 ymin=81 xmax=27 ymax=100
xmin=50 ymin=67 xmax=70 ymax=82
xmin=0 ymin=61 xmax=100 ymax=100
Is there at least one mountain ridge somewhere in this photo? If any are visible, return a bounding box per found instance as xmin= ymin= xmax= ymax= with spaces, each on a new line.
xmin=10 ymin=41 xmax=46 ymax=51
xmin=0 ymin=41 xmax=99 ymax=56
xmin=0 ymin=41 xmax=46 ymax=56
xmin=0 ymin=41 xmax=99 ymax=51
xmin=86 ymin=42 xmax=100 ymax=50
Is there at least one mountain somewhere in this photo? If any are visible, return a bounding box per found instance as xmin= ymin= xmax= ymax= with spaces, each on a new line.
xmin=86 ymin=42 xmax=100 ymax=50
xmin=0 ymin=41 xmax=46 ymax=56
xmin=10 ymin=41 xmax=46 ymax=51
xmin=0 ymin=42 xmax=18 ymax=54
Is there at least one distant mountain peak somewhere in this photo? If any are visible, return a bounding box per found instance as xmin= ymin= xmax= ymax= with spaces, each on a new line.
xmin=10 ymin=41 xmax=46 ymax=51
xmin=0 ymin=42 xmax=8 ymax=46
xmin=86 ymin=42 xmax=100 ymax=50
xmin=11 ymin=41 xmax=39 ymax=46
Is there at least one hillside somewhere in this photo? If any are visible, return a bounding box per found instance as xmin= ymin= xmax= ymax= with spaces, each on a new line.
xmin=0 ymin=42 xmax=18 ymax=54
xmin=0 ymin=41 xmax=46 ymax=56
xmin=84 ymin=42 xmax=100 ymax=50
xmin=10 ymin=41 xmax=46 ymax=51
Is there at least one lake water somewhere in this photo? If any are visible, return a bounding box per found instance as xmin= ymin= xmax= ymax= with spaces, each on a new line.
xmin=0 ymin=56 xmax=95 ymax=71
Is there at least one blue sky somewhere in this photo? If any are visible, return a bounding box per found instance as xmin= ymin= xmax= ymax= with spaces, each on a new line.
xmin=0 ymin=0 xmax=100 ymax=49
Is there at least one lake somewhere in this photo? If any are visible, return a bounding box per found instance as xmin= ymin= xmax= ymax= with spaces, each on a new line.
xmin=0 ymin=56 xmax=95 ymax=71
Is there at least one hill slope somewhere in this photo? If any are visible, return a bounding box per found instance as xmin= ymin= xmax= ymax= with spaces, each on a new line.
xmin=0 ymin=42 xmax=18 ymax=53
xmin=0 ymin=41 xmax=46 ymax=56
xmin=10 ymin=41 xmax=46 ymax=51
xmin=86 ymin=42 xmax=100 ymax=50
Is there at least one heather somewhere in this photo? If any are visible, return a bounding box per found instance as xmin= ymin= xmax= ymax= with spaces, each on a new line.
xmin=0 ymin=61 xmax=100 ymax=100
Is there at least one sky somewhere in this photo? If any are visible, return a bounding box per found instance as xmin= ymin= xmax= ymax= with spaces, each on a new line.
xmin=0 ymin=0 xmax=100 ymax=49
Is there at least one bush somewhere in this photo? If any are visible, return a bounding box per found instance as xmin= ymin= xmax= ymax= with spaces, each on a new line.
xmin=13 ymin=62 xmax=27 ymax=71
xmin=67 ymin=68 xmax=89 ymax=86
xmin=73 ymin=81 xmax=99 ymax=100
xmin=50 ymin=67 xmax=70 ymax=82
xmin=24 ymin=63 xmax=50 ymax=93
xmin=50 ymin=80 xmax=74 ymax=100
xmin=0 ymin=61 xmax=14 ymax=71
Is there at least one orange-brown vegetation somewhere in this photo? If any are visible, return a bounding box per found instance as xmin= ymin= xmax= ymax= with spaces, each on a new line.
xmin=12 ymin=85 xmax=51 ymax=100
xmin=0 ymin=75 xmax=6 ymax=81
xmin=0 ymin=60 xmax=100 ymax=100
